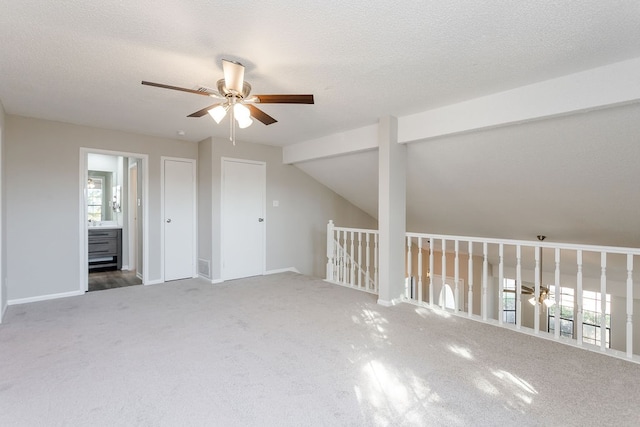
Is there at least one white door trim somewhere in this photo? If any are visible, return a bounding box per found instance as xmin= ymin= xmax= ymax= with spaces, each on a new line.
xmin=160 ymin=156 xmax=197 ymax=282
xmin=79 ymin=148 xmax=150 ymax=293
xmin=220 ymin=157 xmax=266 ymax=281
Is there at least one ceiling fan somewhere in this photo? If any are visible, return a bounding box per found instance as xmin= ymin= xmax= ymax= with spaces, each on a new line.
xmin=504 ymin=282 xmax=554 ymax=307
xmin=142 ymin=59 xmax=314 ymax=144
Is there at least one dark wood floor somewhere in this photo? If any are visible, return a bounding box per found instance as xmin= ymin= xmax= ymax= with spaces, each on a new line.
xmin=88 ymin=269 xmax=142 ymax=292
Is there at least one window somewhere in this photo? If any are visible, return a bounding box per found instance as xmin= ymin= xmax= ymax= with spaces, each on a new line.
xmin=87 ymin=177 xmax=104 ymax=222
xmin=502 ymin=278 xmax=516 ymax=324
xmin=548 ymin=286 xmax=574 ymax=338
xmin=582 ymin=290 xmax=611 ymax=348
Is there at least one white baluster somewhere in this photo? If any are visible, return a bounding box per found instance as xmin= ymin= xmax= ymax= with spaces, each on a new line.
xmin=374 ymin=233 xmax=378 ymax=292
xmin=357 ymin=232 xmax=362 ymax=288
xmin=482 ymin=242 xmax=488 ymax=321
xmin=600 ymin=252 xmax=607 ymax=352
xmin=626 ymin=254 xmax=634 ymax=359
xmin=366 ymin=233 xmax=371 ymax=290
xmin=441 ymin=239 xmax=447 ymax=309
xmin=516 ymin=245 xmax=522 ymax=329
xmin=534 ymin=246 xmax=540 ymax=334
xmin=340 ymin=230 xmax=349 ymax=284
xmin=576 ymin=250 xmax=583 ymax=346
xmin=407 ymin=236 xmax=413 ymax=299
xmin=554 ymin=248 xmax=561 ymax=340
xmin=418 ymin=237 xmax=423 ymax=303
xmin=454 ymin=240 xmax=460 ymax=312
xmin=349 ymin=231 xmax=355 ymax=286
xmin=429 ymin=240 xmax=434 ymax=307
xmin=326 ymin=220 xmax=334 ymax=281
xmin=468 ymin=241 xmax=474 ymax=317
xmin=498 ymin=244 xmax=504 ymax=325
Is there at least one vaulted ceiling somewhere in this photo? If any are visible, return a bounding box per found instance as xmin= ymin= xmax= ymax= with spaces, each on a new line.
xmin=2 ymin=1 xmax=640 ymax=247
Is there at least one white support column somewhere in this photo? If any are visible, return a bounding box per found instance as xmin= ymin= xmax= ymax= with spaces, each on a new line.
xmin=600 ymin=252 xmax=607 ymax=352
xmin=326 ymin=220 xmax=334 ymax=281
xmin=468 ymin=241 xmax=474 ymax=317
xmin=498 ymin=244 xmax=504 ymax=325
xmin=576 ymin=250 xmax=583 ymax=346
xmin=377 ymin=116 xmax=405 ymax=306
xmin=454 ymin=240 xmax=460 ymax=312
xmin=482 ymin=242 xmax=488 ymax=321
xmin=626 ymin=254 xmax=634 ymax=359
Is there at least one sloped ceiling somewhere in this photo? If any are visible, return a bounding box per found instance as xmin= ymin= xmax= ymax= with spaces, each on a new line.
xmin=296 ymin=102 xmax=640 ymax=249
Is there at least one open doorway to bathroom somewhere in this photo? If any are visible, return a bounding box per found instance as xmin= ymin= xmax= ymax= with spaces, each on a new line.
xmin=80 ymin=148 xmax=149 ymax=293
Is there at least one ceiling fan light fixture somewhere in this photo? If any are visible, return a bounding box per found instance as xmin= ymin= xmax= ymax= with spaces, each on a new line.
xmin=233 ymin=103 xmax=250 ymax=119
xmin=237 ymin=116 xmax=253 ymax=129
xmin=528 ymin=296 xmax=537 ymax=306
xmin=543 ymin=297 xmax=555 ymax=308
xmin=208 ymin=104 xmax=228 ymax=123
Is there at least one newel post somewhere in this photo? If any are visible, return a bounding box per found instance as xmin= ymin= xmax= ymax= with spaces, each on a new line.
xmin=326 ymin=220 xmax=335 ymax=281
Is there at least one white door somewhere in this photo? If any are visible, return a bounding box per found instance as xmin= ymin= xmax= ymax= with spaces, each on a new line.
xmin=222 ymin=159 xmax=265 ymax=280
xmin=164 ymin=158 xmax=196 ymax=281
xmin=128 ymin=163 xmax=138 ymax=273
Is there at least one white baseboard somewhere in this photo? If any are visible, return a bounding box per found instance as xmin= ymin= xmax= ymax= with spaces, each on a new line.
xmin=121 ymin=264 xmax=130 ymax=271
xmin=8 ymin=289 xmax=85 ymax=306
xmin=264 ymin=267 xmax=300 ymax=275
xmin=212 ymin=278 xmax=224 ymax=284
xmin=144 ymin=279 xmax=164 ymax=286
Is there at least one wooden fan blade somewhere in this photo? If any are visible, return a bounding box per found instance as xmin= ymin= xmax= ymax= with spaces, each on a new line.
xmin=141 ymin=81 xmax=210 ymax=97
xmin=254 ymin=94 xmax=314 ymax=104
xmin=188 ymin=103 xmax=223 ymax=118
xmin=247 ymin=104 xmax=277 ymax=125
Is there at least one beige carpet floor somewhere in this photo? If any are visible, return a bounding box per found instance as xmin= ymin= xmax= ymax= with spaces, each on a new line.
xmin=1 ymin=272 xmax=639 ymax=426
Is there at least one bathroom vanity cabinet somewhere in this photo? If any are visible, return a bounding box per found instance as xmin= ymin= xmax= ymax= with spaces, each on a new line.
xmin=88 ymin=228 xmax=122 ymax=271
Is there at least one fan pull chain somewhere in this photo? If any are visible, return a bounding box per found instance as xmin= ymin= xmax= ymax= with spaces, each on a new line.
xmin=229 ymin=99 xmax=235 ymax=145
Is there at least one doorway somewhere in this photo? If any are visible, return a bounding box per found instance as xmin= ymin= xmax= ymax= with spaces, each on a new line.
xmin=162 ymin=157 xmax=197 ymax=281
xmin=221 ymin=158 xmax=266 ymax=280
xmin=80 ymin=148 xmax=149 ymax=293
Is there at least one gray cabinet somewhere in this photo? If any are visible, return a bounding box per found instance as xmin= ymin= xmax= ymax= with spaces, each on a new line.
xmin=88 ymin=228 xmax=122 ymax=271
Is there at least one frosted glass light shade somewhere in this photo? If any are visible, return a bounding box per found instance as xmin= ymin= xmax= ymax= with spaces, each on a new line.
xmin=234 ymin=103 xmax=251 ymax=119
xmin=208 ymin=105 xmax=228 ymax=123
xmin=237 ymin=116 xmax=253 ymax=129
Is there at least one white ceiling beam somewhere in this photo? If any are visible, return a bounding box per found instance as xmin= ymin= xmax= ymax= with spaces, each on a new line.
xmin=283 ymin=124 xmax=378 ymax=164
xmin=399 ymin=57 xmax=640 ymax=144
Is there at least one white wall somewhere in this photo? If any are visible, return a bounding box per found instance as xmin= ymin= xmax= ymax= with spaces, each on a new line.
xmin=5 ymin=116 xmax=197 ymax=301
xmin=198 ymin=137 xmax=376 ymax=282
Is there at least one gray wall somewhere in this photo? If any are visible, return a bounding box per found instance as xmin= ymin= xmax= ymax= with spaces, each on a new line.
xmin=198 ymin=137 xmax=376 ymax=281
xmin=5 ymin=116 xmax=197 ymax=301
xmin=197 ymin=139 xmax=212 ymax=279
xmin=0 ymin=101 xmax=5 ymax=318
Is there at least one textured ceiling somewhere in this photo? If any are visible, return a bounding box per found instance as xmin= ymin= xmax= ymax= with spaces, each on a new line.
xmin=2 ymin=1 xmax=640 ymax=145
xmin=2 ymin=1 xmax=640 ymax=251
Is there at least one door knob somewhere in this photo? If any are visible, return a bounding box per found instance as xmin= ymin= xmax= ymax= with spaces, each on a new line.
xmin=258 ymin=218 xmax=264 ymax=222
xmin=166 ymin=219 xmax=172 ymax=223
